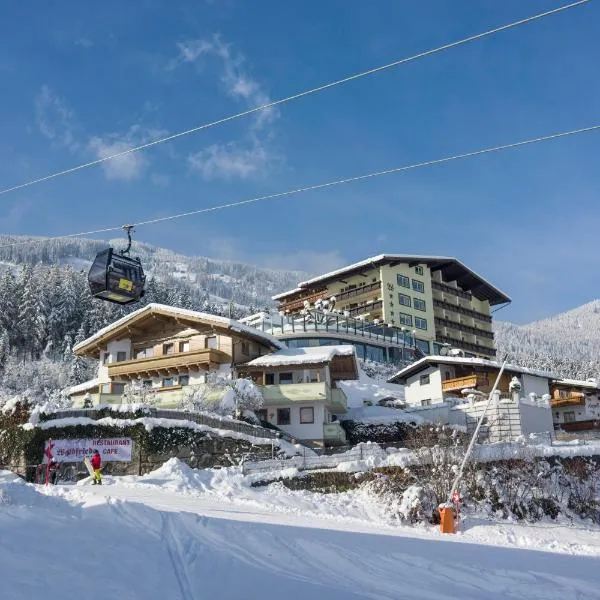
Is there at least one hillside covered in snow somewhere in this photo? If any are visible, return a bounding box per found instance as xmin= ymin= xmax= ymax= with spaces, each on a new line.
xmin=2 ymin=461 xmax=600 ymax=600
xmin=0 ymin=235 xmax=304 ymax=312
xmin=494 ymin=300 xmax=600 ymax=380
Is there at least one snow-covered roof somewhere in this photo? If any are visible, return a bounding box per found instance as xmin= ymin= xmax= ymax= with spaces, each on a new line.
xmin=67 ymin=378 xmax=107 ymax=396
xmin=272 ymin=254 xmax=511 ymax=306
xmin=554 ymin=378 xmax=600 ymax=390
xmin=243 ymin=345 xmax=356 ymax=368
xmin=389 ymin=355 xmax=556 ymax=383
xmin=73 ymin=303 xmax=285 ymax=355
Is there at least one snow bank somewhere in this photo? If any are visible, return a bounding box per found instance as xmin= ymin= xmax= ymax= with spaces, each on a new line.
xmin=338 ymin=365 xmax=405 ymax=409
xmin=345 ymin=405 xmax=423 ymax=425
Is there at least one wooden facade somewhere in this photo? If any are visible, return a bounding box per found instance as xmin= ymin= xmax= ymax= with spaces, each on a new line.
xmin=108 ymin=348 xmax=230 ymax=380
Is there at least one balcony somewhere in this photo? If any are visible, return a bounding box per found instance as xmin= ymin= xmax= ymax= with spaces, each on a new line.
xmin=280 ymin=290 xmax=328 ymax=312
xmin=347 ymin=300 xmax=383 ymax=318
xmin=434 ymin=317 xmax=494 ymax=340
xmin=436 ymin=335 xmax=496 ymax=357
xmin=432 ymin=280 xmax=472 ymax=300
xmin=258 ymin=382 xmax=348 ymax=413
xmin=336 ymin=281 xmax=381 ymax=303
xmin=433 ymin=299 xmax=492 ymax=323
xmin=107 ymin=348 xmax=230 ymax=379
xmin=552 ymin=395 xmax=585 ymax=408
xmin=442 ymin=374 xmax=489 ymax=393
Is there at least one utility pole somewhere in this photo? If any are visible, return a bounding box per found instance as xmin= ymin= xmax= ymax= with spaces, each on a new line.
xmin=448 ymin=357 xmax=508 ymax=502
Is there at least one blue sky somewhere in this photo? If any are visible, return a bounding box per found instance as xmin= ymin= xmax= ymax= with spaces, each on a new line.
xmin=0 ymin=0 xmax=598 ymax=324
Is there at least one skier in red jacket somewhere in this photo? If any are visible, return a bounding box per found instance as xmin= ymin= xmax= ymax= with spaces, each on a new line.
xmin=91 ymin=450 xmax=102 ymax=485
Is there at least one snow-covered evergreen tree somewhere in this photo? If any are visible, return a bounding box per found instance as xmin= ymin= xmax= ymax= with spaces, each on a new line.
xmin=68 ymin=325 xmax=90 ymax=385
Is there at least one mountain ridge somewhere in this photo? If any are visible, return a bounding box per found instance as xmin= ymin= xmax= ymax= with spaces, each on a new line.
xmin=0 ymin=234 xmax=306 ymax=310
xmin=494 ymin=299 xmax=600 ymax=380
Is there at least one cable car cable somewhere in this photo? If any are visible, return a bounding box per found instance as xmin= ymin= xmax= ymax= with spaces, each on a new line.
xmin=0 ymin=0 xmax=589 ymax=198
xmin=0 ymin=122 xmax=598 ymax=250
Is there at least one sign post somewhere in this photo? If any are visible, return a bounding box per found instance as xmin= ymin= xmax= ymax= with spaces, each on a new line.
xmin=452 ymin=490 xmax=461 ymax=530
xmin=43 ymin=439 xmax=54 ymax=485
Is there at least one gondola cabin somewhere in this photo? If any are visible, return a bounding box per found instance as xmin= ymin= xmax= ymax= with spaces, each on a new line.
xmin=88 ymin=248 xmax=146 ymax=305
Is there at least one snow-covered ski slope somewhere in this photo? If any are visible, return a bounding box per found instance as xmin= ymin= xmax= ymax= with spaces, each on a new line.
xmin=2 ymin=463 xmax=600 ymax=600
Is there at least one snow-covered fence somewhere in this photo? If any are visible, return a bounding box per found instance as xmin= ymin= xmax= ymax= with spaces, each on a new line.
xmin=241 ymin=443 xmax=399 ymax=475
xmin=43 ymin=407 xmax=282 ymax=442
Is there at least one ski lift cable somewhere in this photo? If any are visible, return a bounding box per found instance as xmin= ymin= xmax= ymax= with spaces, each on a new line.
xmin=0 ymin=0 xmax=589 ymax=198
xmin=0 ymin=122 xmax=598 ymax=250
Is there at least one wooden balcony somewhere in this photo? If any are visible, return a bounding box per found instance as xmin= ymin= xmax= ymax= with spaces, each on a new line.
xmin=280 ymin=290 xmax=328 ymax=312
xmin=442 ymin=374 xmax=489 ymax=393
xmin=336 ymin=281 xmax=381 ymax=303
xmin=107 ymin=348 xmax=230 ymax=380
xmin=552 ymin=395 xmax=585 ymax=408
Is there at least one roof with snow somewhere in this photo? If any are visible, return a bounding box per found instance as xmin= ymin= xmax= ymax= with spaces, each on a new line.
xmin=67 ymin=378 xmax=108 ymax=396
xmin=242 ymin=345 xmax=356 ymax=368
xmin=388 ymin=355 xmax=556 ymax=384
xmin=272 ymin=254 xmax=511 ymax=306
xmin=553 ymin=378 xmax=600 ymax=390
xmin=73 ymin=303 xmax=284 ymax=356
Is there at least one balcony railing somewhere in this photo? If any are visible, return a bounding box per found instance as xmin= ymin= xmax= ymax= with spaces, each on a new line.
xmin=552 ymin=395 xmax=585 ymax=408
xmin=442 ymin=374 xmax=489 ymax=393
xmin=347 ymin=300 xmax=383 ymax=317
xmin=107 ymin=348 xmax=230 ymax=379
xmin=336 ymin=281 xmax=381 ymax=303
xmin=434 ymin=317 xmax=494 ymax=340
xmin=436 ymin=335 xmax=496 ymax=357
xmin=258 ymin=382 xmax=347 ymax=412
xmin=279 ymin=289 xmax=328 ymax=312
xmin=431 ymin=280 xmax=472 ymax=300
xmin=433 ymin=299 xmax=492 ymax=323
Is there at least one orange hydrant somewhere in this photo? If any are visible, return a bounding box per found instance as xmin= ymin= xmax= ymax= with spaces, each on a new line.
xmin=439 ymin=504 xmax=455 ymax=534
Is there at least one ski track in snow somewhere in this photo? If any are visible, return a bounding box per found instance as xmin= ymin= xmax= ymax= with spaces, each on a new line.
xmin=2 ymin=469 xmax=600 ymax=600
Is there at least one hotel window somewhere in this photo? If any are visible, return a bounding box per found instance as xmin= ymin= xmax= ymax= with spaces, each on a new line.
xmin=265 ymin=373 xmax=275 ymax=385
xmin=415 ymin=266 xmax=424 ymax=276
xmin=277 ymin=408 xmax=291 ymax=425
xmin=162 ymin=378 xmax=174 ymax=388
xmin=241 ymin=341 xmax=250 ymax=355
xmin=412 ymin=279 xmax=425 ymax=293
xmin=563 ymin=411 xmax=575 ymax=423
xmin=398 ymin=293 xmax=411 ymax=307
xmin=279 ymin=372 xmax=293 ymax=385
xmin=414 ymin=298 xmax=426 ymax=312
xmin=135 ymin=347 xmax=152 ymax=359
xmin=419 ymin=374 xmax=430 ymax=385
xmin=205 ymin=336 xmax=217 ymax=349
xmin=142 ymin=380 xmax=153 ymax=388
xmin=112 ymin=383 xmax=125 ymax=394
xmin=421 ymin=399 xmax=431 ymax=407
xmin=116 ymin=351 xmax=127 ymax=362
xmin=179 ymin=341 xmax=190 ymax=353
xmin=415 ymin=317 xmax=427 ymax=330
xmin=178 ymin=375 xmax=190 ymax=386
xmin=102 ymin=352 xmax=110 ymax=365
xmin=396 ymin=274 xmax=410 ymax=288
xmin=163 ymin=343 xmax=174 ymax=355
xmin=300 ymin=407 xmax=315 ymax=424
xmin=308 ymin=369 xmax=320 ymax=383
xmin=398 ymin=313 xmax=413 ymax=327
xmin=416 ymin=339 xmax=430 ymax=354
